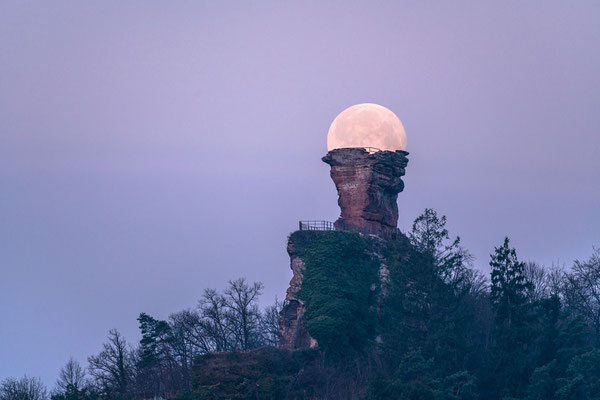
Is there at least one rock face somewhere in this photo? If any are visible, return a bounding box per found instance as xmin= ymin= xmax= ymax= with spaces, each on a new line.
xmin=278 ymin=236 xmax=317 ymax=350
xmin=322 ymin=148 xmax=409 ymax=239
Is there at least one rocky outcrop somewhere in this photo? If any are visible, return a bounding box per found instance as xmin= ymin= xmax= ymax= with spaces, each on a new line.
xmin=322 ymin=148 xmax=409 ymax=239
xmin=278 ymin=235 xmax=317 ymax=350
xmin=279 ymin=148 xmax=410 ymax=350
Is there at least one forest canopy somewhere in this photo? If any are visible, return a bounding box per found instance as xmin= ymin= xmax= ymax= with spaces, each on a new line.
xmin=3 ymin=209 xmax=600 ymax=400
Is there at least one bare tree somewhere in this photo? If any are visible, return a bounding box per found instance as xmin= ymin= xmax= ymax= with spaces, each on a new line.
xmin=223 ymin=278 xmax=264 ymax=350
xmin=546 ymin=263 xmax=567 ymax=296
xmin=261 ymin=297 xmax=283 ymax=346
xmin=55 ymin=357 xmax=86 ymax=394
xmin=169 ymin=280 xmax=268 ymax=354
xmin=524 ymin=261 xmax=549 ymax=302
xmin=198 ymin=288 xmax=234 ymax=351
xmin=461 ymin=268 xmax=489 ymax=297
xmin=562 ymin=248 xmax=600 ymax=340
xmin=0 ymin=376 xmax=48 ymax=400
xmin=170 ymin=308 xmax=215 ymax=355
xmin=165 ymin=312 xmax=198 ymax=391
xmin=87 ymin=329 xmax=133 ymax=398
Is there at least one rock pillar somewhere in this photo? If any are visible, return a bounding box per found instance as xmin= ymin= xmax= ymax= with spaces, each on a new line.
xmin=279 ymin=148 xmax=409 ymax=349
xmin=322 ymin=148 xmax=409 ymax=239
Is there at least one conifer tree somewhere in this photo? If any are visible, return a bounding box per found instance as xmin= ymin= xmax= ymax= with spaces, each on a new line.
xmin=489 ymin=237 xmax=534 ymax=398
xmin=555 ymin=349 xmax=600 ymax=399
xmin=382 ymin=209 xmax=479 ymax=377
xmin=137 ymin=313 xmax=173 ymax=368
xmin=490 ymin=237 xmax=532 ymax=329
xmin=409 ymin=208 xmax=471 ymax=284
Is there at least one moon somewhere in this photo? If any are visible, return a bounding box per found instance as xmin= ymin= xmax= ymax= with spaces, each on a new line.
xmin=327 ymin=103 xmax=407 ymax=152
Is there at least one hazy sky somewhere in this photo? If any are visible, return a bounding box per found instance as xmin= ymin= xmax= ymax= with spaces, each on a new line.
xmin=1 ymin=0 xmax=599 ymax=388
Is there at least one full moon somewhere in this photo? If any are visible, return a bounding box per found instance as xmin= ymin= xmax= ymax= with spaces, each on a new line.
xmin=327 ymin=103 xmax=407 ymax=152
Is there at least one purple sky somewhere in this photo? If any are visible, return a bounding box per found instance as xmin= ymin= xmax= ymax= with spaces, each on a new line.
xmin=1 ymin=1 xmax=599 ymax=388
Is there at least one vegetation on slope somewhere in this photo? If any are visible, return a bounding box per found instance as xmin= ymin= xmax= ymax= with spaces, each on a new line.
xmin=291 ymin=230 xmax=380 ymax=356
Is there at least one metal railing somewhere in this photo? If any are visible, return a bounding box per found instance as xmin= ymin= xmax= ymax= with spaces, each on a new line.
xmin=335 ymin=220 xmax=382 ymax=236
xmin=298 ymin=220 xmax=396 ymax=239
xmin=298 ymin=220 xmax=335 ymax=231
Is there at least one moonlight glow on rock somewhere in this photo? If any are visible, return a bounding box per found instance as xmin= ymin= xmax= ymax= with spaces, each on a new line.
xmin=327 ymin=103 xmax=407 ymax=152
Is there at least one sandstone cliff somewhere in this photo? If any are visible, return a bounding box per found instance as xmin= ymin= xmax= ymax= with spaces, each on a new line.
xmin=322 ymin=148 xmax=409 ymax=239
xmin=279 ymin=148 xmax=409 ymax=350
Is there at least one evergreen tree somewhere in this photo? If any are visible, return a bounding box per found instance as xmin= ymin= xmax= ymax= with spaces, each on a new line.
xmin=555 ymin=315 xmax=593 ymax=369
xmin=409 ymin=208 xmax=471 ymax=284
xmin=138 ymin=312 xmax=173 ymax=367
xmin=136 ymin=313 xmax=182 ymax=398
xmin=523 ymin=360 xmax=558 ymax=400
xmin=369 ymin=351 xmax=478 ymax=400
xmin=556 ymin=349 xmax=600 ymax=400
xmin=381 ymin=210 xmax=482 ymax=383
xmin=489 ymin=237 xmax=534 ymax=398
xmin=518 ymin=313 xmax=594 ymax=400
xmin=490 ymin=237 xmax=532 ymax=329
xmin=531 ymin=295 xmax=561 ymax=367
